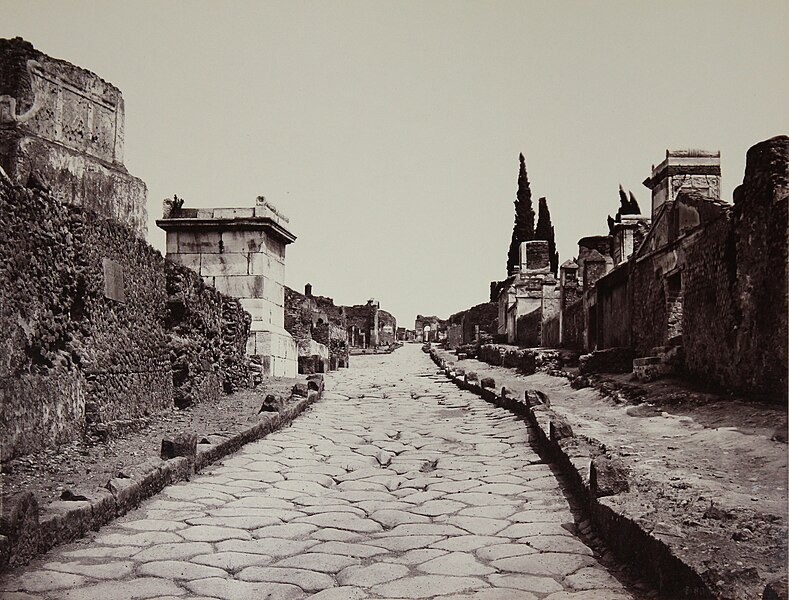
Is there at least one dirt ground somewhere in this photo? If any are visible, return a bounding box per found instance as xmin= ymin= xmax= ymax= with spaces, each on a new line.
xmin=0 ymin=379 xmax=297 ymax=508
xmin=435 ymin=348 xmax=788 ymax=600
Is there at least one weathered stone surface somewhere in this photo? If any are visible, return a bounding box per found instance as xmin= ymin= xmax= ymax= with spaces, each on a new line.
xmin=337 ymin=563 xmax=410 ymax=586
xmin=237 ymin=566 xmax=335 ymax=591
xmin=137 ymin=559 xmax=228 ymax=580
xmin=185 ymin=577 xmax=302 ymax=600
xmin=371 ymin=574 xmax=487 ymax=598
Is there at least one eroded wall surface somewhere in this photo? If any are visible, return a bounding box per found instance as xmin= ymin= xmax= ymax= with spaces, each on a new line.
xmin=0 ymin=38 xmax=147 ymax=237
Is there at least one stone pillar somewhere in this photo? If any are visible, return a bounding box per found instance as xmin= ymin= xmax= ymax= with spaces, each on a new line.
xmin=157 ymin=199 xmax=298 ymax=377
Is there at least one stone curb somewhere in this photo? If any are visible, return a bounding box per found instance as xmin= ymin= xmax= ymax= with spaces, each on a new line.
xmin=0 ymin=387 xmax=322 ymax=571
xmin=429 ymin=349 xmax=716 ymax=600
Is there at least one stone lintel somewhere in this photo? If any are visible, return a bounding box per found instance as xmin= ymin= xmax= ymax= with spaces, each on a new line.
xmin=156 ymin=217 xmax=296 ymax=245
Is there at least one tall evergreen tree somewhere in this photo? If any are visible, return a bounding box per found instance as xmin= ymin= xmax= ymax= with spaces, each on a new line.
xmin=506 ymin=153 xmax=535 ymax=275
xmin=535 ymin=197 xmax=559 ymax=275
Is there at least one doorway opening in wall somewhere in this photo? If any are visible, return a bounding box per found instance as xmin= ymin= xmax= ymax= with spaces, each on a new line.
xmin=423 ymin=325 xmax=431 ymax=342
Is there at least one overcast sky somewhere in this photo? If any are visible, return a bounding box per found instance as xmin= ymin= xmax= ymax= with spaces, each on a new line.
xmin=4 ymin=1 xmax=788 ymax=326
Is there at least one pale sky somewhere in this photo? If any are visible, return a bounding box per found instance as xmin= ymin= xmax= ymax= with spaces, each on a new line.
xmin=4 ymin=1 xmax=788 ymax=327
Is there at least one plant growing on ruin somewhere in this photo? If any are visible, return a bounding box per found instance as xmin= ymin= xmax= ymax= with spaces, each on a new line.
xmin=535 ymin=196 xmax=559 ymax=275
xmin=506 ymin=153 xmax=535 ymax=275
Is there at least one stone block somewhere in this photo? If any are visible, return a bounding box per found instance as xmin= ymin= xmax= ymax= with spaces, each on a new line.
xmin=168 ymin=253 xmax=201 ymax=272
xmin=200 ymin=253 xmax=249 ymax=277
xmin=161 ymin=432 xmax=198 ymax=460
xmin=219 ymin=229 xmax=266 ymax=253
xmin=177 ymin=230 xmax=222 ymax=254
xmin=250 ymin=252 xmax=285 ymax=281
xmin=211 ymin=275 xmax=266 ymax=299
xmin=590 ymin=456 xmax=630 ymax=498
xmin=550 ymin=415 xmax=574 ymax=441
xmin=0 ymin=491 xmax=39 ymax=566
xmin=213 ymin=207 xmax=254 ymax=219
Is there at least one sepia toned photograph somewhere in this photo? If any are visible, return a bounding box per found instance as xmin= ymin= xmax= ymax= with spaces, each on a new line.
xmin=0 ymin=2 xmax=787 ymax=599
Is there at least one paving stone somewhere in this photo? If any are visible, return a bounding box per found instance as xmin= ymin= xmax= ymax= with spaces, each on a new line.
xmin=132 ymin=541 xmax=215 ymax=562
xmin=237 ymin=566 xmax=335 ymax=592
xmin=525 ymin=535 xmax=594 ymax=556
xmin=252 ymin=522 xmax=318 ymax=539
xmin=381 ymin=548 xmax=448 ymax=565
xmin=429 ymin=535 xmax=506 ymax=552
xmin=186 ymin=515 xmax=282 ymax=529
xmin=216 ymin=538 xmax=318 ymax=556
xmin=456 ymin=505 xmax=518 ymax=519
xmin=310 ymin=541 xmax=388 ymax=557
xmin=543 ymin=591 xmax=634 ymax=600
xmin=310 ymin=528 xmax=366 ymax=542
xmin=275 ymin=552 xmax=359 ymax=573
xmin=61 ymin=545 xmax=140 ymax=558
xmin=364 ymin=535 xmax=446 ymax=551
xmin=94 ymin=531 xmax=183 ymax=546
xmin=475 ymin=543 xmax=538 ymax=561
xmin=179 ymin=525 xmax=252 ymax=542
xmin=117 ymin=519 xmax=189 ymax=532
xmin=42 ymin=560 xmax=135 ymax=579
xmin=185 ymin=577 xmax=302 ymax=600
xmin=564 ymin=566 xmax=627 ymax=590
xmin=499 ymin=522 xmax=574 ymax=538
xmin=191 ymin=551 xmax=273 ymax=571
xmin=491 ymin=552 xmax=595 ymax=577
xmin=369 ymin=509 xmax=431 ymax=528
xmin=1 ymin=571 xmax=88 ymax=593
xmin=443 ymin=516 xmax=509 ymax=536
xmin=306 ymin=586 xmax=367 ymax=599
xmin=371 ymin=574 xmax=488 ymax=598
xmin=138 ymin=560 xmax=228 ymax=580
xmin=384 ymin=523 xmax=467 ymax=536
xmin=49 ymin=577 xmax=186 ymax=599
xmin=417 ymin=551 xmax=495 ymax=576
xmin=337 ymin=563 xmax=410 ymax=586
xmin=437 ymin=589 xmax=537 ymax=600
xmin=487 ymin=573 xmax=564 ymax=594
xmin=409 ymin=499 xmax=466 ymax=516
xmin=295 ymin=512 xmax=383 ymax=532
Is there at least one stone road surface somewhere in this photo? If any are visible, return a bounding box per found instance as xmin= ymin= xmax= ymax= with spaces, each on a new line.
xmin=2 ymin=344 xmax=638 ymax=600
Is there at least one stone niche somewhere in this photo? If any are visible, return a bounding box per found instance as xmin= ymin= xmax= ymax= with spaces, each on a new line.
xmin=157 ymin=197 xmax=298 ymax=377
xmin=0 ymin=37 xmax=148 ymax=237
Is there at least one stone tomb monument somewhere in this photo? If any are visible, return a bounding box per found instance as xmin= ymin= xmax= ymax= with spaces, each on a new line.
xmin=157 ymin=196 xmax=298 ymax=377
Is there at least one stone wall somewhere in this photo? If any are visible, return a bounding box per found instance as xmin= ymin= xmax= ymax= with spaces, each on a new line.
xmin=462 ymin=302 xmax=498 ymax=343
xmin=0 ymin=38 xmax=147 ymax=238
xmin=562 ymin=298 xmax=585 ymax=352
xmin=165 ymin=261 xmax=251 ymax=407
xmin=516 ymin=308 xmax=542 ymax=347
xmin=542 ymin=314 xmax=560 ymax=348
xmin=284 ymin=285 xmax=348 ymax=371
xmin=681 ymin=136 xmax=787 ymax=401
xmin=0 ymin=173 xmax=252 ymax=460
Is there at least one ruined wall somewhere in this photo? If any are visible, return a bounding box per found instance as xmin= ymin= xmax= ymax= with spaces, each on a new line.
xmin=542 ymin=314 xmax=560 ymax=348
xmin=682 ymin=136 xmax=788 ymax=402
xmin=0 ymin=174 xmax=252 ymax=460
xmin=562 ymin=299 xmax=585 ymax=352
xmin=165 ymin=262 xmax=251 ymax=407
xmin=284 ymin=286 xmax=348 ymax=371
xmin=0 ymin=38 xmax=147 ymax=237
xmin=595 ymin=265 xmax=632 ymax=349
xmin=377 ymin=309 xmax=397 ymax=346
xmin=516 ymin=308 xmax=542 ymax=347
xmin=462 ymin=302 xmax=498 ymax=344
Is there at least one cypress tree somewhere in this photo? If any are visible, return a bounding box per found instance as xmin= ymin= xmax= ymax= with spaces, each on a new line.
xmin=506 ymin=153 xmax=535 ymax=275
xmin=535 ymin=197 xmax=559 ymax=275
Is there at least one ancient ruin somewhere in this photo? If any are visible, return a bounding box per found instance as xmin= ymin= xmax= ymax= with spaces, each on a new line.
xmin=157 ymin=196 xmax=298 ymax=377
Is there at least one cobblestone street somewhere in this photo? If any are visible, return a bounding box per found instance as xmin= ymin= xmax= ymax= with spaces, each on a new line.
xmin=2 ymin=345 xmax=639 ymax=599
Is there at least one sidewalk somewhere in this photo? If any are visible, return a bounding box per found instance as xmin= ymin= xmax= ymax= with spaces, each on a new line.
xmin=432 ymin=346 xmax=787 ymax=600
